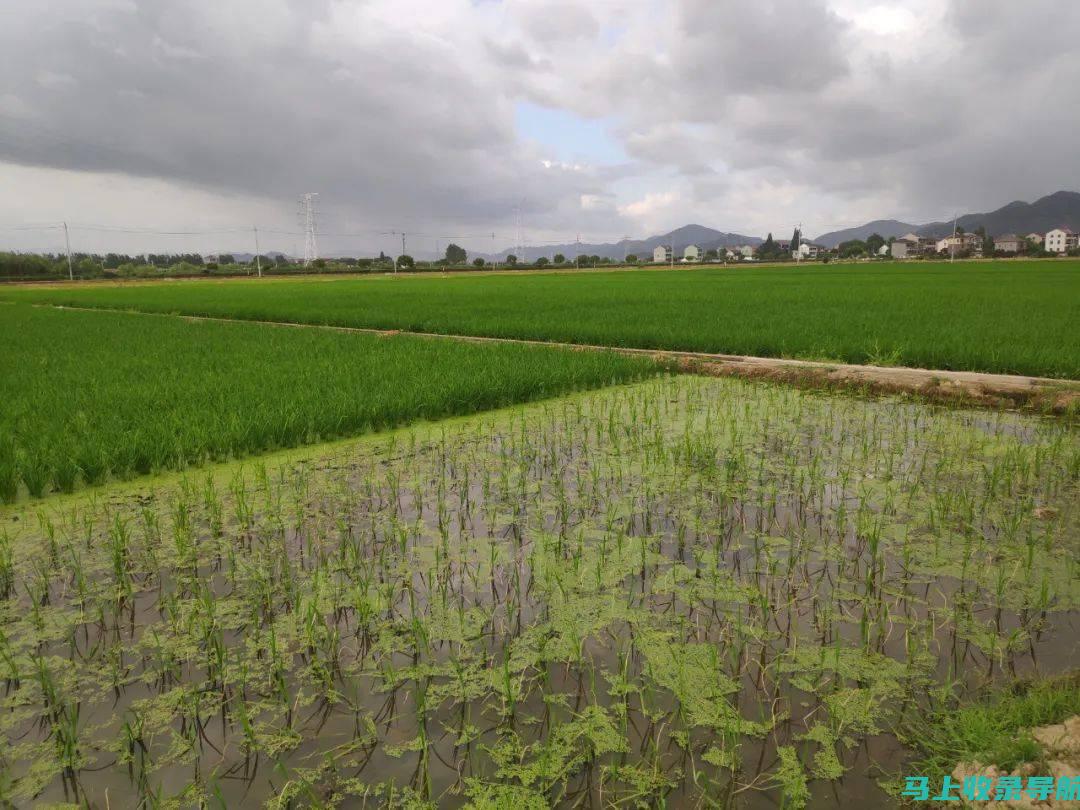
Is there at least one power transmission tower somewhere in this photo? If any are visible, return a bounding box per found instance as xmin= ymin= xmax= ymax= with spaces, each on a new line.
xmin=298 ymin=193 xmax=319 ymax=265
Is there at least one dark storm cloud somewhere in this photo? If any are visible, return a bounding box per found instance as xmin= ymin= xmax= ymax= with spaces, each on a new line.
xmin=0 ymin=0 xmax=607 ymax=231
xmin=1 ymin=0 xmax=1078 ymax=238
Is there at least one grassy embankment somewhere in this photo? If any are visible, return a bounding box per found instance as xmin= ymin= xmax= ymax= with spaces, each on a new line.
xmin=900 ymin=672 xmax=1080 ymax=786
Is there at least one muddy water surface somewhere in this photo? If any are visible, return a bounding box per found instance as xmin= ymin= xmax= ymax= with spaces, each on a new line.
xmin=2 ymin=377 xmax=1077 ymax=808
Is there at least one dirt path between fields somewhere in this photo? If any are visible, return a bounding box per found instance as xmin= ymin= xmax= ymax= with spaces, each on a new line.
xmin=46 ymin=304 xmax=1080 ymax=413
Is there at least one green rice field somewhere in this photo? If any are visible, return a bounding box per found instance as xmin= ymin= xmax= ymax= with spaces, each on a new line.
xmin=0 ymin=304 xmax=657 ymax=503
xmin=3 ymin=260 xmax=1078 ymax=377
xmin=1 ymin=376 xmax=1077 ymax=807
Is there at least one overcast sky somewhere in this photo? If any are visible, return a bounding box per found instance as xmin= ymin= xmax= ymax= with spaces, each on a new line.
xmin=1 ymin=0 xmax=1078 ymax=256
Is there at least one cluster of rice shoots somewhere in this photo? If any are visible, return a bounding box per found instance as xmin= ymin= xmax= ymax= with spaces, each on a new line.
xmin=0 ymin=376 xmax=1076 ymax=807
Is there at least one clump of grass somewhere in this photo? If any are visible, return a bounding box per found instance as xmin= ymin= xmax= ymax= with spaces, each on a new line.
xmin=899 ymin=671 xmax=1080 ymax=781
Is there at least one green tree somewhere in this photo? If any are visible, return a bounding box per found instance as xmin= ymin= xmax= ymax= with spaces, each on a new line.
xmin=445 ymin=243 xmax=467 ymax=264
xmin=473 ymin=257 xmax=485 ymax=268
xmin=756 ymin=233 xmax=780 ymax=260
xmin=866 ymin=233 xmax=885 ymax=255
xmin=838 ymin=239 xmax=867 ymax=258
xmin=218 ymin=254 xmax=236 ymax=265
xmin=535 ymin=256 xmax=549 ymax=267
xmin=505 ymin=254 xmax=518 ymax=266
xmin=553 ymin=253 xmax=565 ymax=264
xmin=396 ymin=255 xmax=414 ymax=268
xmin=76 ymin=257 xmax=99 ymax=277
xmin=103 ymin=253 xmax=133 ymax=269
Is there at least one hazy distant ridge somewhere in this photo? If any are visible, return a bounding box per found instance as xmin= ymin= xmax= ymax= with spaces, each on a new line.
xmin=814 ymin=191 xmax=1080 ymax=247
xmin=480 ymin=224 xmax=762 ymax=262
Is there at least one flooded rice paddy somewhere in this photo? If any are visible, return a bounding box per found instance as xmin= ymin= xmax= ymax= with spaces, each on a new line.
xmin=1 ymin=377 xmax=1077 ymax=808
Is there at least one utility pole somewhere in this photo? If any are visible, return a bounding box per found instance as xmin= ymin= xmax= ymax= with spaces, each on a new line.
xmin=951 ymin=212 xmax=958 ymax=263
xmin=575 ymin=235 xmax=581 ymax=270
xmin=622 ymin=235 xmax=632 ymax=264
xmin=391 ymin=231 xmax=405 ymax=274
xmin=253 ymin=225 xmax=262 ymax=277
xmin=796 ymin=222 xmax=802 ymax=263
xmin=62 ymin=221 xmax=73 ymax=281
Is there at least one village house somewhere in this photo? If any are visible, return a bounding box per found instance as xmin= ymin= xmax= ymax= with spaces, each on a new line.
xmin=795 ymin=242 xmax=825 ymax=259
xmin=936 ymin=233 xmax=982 ymax=256
xmin=1026 ymin=233 xmax=1044 ymax=245
xmin=890 ymin=238 xmax=914 ymax=258
xmin=737 ymin=245 xmax=755 ymax=258
xmin=652 ymin=245 xmax=672 ymax=263
xmin=682 ymin=244 xmax=701 ymax=262
xmin=993 ymin=233 xmax=1024 ymax=254
xmin=1044 ymin=228 xmax=1077 ymax=253
xmin=899 ymin=233 xmax=937 ymax=257
xmin=890 ymin=232 xmax=937 ymax=259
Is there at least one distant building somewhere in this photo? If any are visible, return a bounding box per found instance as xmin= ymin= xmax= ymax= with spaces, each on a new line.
xmin=1044 ymin=228 xmax=1077 ymax=253
xmin=653 ymin=245 xmax=672 ymax=263
xmin=896 ymin=232 xmax=937 ymax=256
xmin=890 ymin=239 xmax=913 ymax=259
xmin=795 ymin=242 xmax=825 ymax=259
xmin=936 ymin=233 xmax=981 ymax=255
xmin=1026 ymin=232 xmax=1044 ymax=245
xmin=993 ymin=234 xmax=1023 ymax=254
xmin=683 ymin=244 xmax=701 ymax=262
xmin=737 ymin=245 xmax=755 ymax=258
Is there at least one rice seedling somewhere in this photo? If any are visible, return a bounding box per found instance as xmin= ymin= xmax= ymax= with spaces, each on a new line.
xmin=0 ymin=376 xmax=1076 ymax=807
xmin=0 ymin=304 xmax=658 ymax=503
xmin=3 ymin=260 xmax=1078 ymax=377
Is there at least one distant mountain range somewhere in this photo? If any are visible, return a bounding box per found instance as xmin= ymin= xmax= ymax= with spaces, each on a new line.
xmin=483 ymin=191 xmax=1080 ymax=261
xmin=209 ymin=190 xmax=1079 ymax=261
xmin=478 ymin=224 xmax=762 ymax=262
xmin=813 ymin=191 xmax=1080 ymax=247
